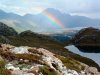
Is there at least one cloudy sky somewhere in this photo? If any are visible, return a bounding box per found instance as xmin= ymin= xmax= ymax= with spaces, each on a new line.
xmin=0 ymin=0 xmax=100 ymax=19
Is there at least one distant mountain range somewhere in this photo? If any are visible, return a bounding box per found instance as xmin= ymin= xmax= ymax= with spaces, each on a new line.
xmin=0 ymin=8 xmax=100 ymax=33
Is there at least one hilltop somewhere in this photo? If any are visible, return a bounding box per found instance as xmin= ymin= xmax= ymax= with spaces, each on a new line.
xmin=73 ymin=27 xmax=100 ymax=52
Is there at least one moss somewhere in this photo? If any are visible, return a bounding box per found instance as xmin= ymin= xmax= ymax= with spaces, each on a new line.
xmin=0 ymin=69 xmax=11 ymax=75
xmin=0 ymin=60 xmax=5 ymax=69
xmin=0 ymin=60 xmax=11 ymax=75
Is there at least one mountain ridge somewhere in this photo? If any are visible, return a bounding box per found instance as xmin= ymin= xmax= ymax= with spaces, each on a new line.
xmin=0 ymin=8 xmax=100 ymax=33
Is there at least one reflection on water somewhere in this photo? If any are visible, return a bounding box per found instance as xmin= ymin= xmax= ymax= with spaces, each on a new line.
xmin=65 ymin=45 xmax=100 ymax=66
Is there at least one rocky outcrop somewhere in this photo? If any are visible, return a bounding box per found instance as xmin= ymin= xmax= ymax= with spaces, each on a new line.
xmin=73 ymin=27 xmax=100 ymax=45
xmin=73 ymin=27 xmax=100 ymax=53
xmin=0 ymin=44 xmax=99 ymax=75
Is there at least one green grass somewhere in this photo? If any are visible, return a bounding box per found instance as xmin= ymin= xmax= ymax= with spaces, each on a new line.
xmin=56 ymin=55 xmax=85 ymax=72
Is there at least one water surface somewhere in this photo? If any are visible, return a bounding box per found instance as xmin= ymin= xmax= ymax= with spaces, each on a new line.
xmin=65 ymin=45 xmax=100 ymax=66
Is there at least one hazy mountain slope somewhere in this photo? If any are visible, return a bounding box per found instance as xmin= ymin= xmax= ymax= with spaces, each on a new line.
xmin=0 ymin=10 xmax=35 ymax=32
xmin=40 ymin=8 xmax=100 ymax=28
xmin=0 ymin=8 xmax=100 ymax=33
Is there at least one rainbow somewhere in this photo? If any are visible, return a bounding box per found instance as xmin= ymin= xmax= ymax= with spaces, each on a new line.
xmin=42 ymin=10 xmax=65 ymax=28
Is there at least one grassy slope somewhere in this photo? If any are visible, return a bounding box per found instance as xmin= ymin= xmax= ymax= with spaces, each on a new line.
xmin=0 ymin=35 xmax=100 ymax=71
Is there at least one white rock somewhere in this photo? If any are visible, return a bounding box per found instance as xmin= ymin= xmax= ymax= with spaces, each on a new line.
xmin=5 ymin=63 xmax=20 ymax=70
xmin=24 ymin=60 xmax=29 ymax=63
xmin=22 ymin=68 xmax=29 ymax=71
xmin=21 ymin=73 xmax=34 ymax=75
xmin=10 ymin=47 xmax=29 ymax=54
xmin=39 ymin=72 xmax=43 ymax=75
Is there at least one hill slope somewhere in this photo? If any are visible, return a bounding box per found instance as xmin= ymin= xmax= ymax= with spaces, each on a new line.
xmin=0 ymin=22 xmax=18 ymax=36
xmin=0 ymin=22 xmax=100 ymax=72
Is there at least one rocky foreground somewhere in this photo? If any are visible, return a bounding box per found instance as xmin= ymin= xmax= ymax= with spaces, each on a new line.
xmin=0 ymin=44 xmax=99 ymax=75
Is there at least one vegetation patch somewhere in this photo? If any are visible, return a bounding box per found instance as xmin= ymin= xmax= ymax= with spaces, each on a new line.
xmin=0 ymin=60 xmax=11 ymax=75
xmin=56 ymin=55 xmax=85 ymax=72
xmin=39 ymin=65 xmax=58 ymax=75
